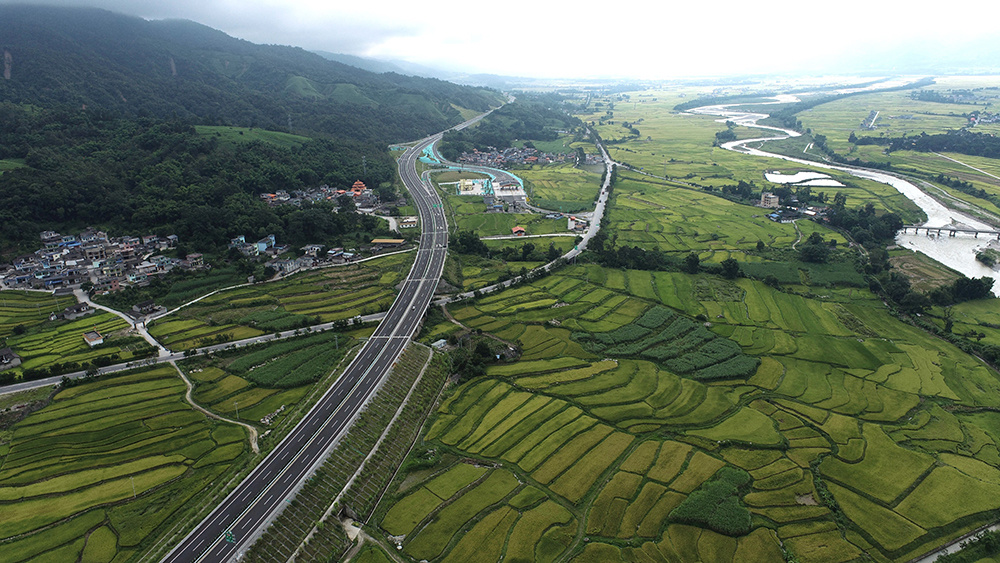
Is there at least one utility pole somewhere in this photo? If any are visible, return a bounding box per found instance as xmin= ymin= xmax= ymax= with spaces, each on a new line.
xmin=130 ymin=476 xmax=136 ymax=499
xmin=234 ymin=401 xmax=239 ymax=421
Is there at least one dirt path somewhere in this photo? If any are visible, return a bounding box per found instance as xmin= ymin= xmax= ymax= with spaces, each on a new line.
xmin=168 ymin=360 xmax=259 ymax=454
xmin=790 ymin=219 xmax=803 ymax=250
xmin=342 ymin=527 xmax=408 ymax=563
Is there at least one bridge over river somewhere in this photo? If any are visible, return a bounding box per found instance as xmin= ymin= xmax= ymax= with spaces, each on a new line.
xmin=901 ymin=225 xmax=1000 ymax=239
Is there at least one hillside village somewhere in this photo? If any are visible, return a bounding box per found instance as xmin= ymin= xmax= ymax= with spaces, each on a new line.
xmin=0 ymin=180 xmax=412 ymax=294
xmin=258 ymin=180 xmax=380 ymax=210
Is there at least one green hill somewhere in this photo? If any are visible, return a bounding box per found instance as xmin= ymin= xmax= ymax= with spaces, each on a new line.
xmin=0 ymin=5 xmax=505 ymax=144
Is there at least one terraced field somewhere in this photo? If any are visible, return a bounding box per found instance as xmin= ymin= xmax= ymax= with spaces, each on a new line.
xmin=8 ymin=311 xmax=138 ymax=373
xmin=0 ymin=366 xmax=249 ymax=562
xmin=182 ymin=329 xmax=359 ymax=424
xmin=387 ymin=262 xmax=1000 ymax=562
xmin=0 ymin=290 xmax=77 ymax=338
xmin=149 ymin=253 xmax=411 ymax=350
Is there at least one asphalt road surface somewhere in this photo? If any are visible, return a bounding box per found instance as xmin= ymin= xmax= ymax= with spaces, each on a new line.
xmin=159 ymin=130 xmax=449 ymax=563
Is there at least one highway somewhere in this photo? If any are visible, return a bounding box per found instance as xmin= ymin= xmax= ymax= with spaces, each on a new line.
xmin=159 ymin=131 xmax=449 ymax=563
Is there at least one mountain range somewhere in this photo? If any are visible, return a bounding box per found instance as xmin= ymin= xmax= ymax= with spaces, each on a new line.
xmin=0 ymin=5 xmax=505 ymax=143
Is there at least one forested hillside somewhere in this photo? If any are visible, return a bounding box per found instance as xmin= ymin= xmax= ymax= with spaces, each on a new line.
xmin=0 ymin=104 xmax=398 ymax=255
xmin=0 ymin=5 xmax=504 ymax=143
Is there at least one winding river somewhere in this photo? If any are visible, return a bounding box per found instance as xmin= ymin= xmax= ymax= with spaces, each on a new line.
xmin=689 ymin=99 xmax=1000 ymax=293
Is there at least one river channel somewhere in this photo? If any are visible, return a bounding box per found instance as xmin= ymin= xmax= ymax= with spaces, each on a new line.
xmin=689 ymin=100 xmax=1000 ymax=294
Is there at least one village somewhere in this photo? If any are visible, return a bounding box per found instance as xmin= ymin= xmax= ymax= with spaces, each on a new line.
xmin=257 ymin=180 xmax=380 ymax=210
xmin=0 ymin=181 xmax=413 ymax=294
xmin=456 ymin=145 xmax=602 ymax=168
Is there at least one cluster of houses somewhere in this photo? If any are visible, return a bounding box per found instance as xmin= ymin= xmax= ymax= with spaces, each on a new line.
xmin=0 ymin=229 xmax=196 ymax=292
xmin=457 ymin=147 xmax=579 ymax=168
xmin=229 ymin=234 xmax=287 ymax=258
xmin=970 ymin=112 xmax=1000 ymax=126
xmin=259 ymin=180 xmax=379 ymax=211
xmin=759 ymin=193 xmax=829 ymax=223
xmin=861 ymin=110 xmax=880 ymax=130
xmin=263 ymin=238 xmax=407 ymax=278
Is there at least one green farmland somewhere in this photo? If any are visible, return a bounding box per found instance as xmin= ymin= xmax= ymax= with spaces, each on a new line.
xmin=0 ymin=290 xmax=77 ymax=339
xmin=378 ymin=256 xmax=1000 ymax=562
xmin=180 ymin=328 xmax=362 ymax=425
xmin=0 ymin=366 xmax=249 ymax=562
xmin=519 ymin=163 xmax=602 ymax=213
xmin=149 ymin=253 xmax=412 ymax=350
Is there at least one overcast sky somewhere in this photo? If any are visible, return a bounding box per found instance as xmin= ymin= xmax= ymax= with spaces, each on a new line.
xmin=5 ymin=0 xmax=1000 ymax=78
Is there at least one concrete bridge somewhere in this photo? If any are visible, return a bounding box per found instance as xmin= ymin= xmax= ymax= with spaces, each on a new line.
xmin=901 ymin=225 xmax=1000 ymax=239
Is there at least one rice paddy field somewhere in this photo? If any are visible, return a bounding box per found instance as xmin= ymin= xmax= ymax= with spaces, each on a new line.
xmin=379 ymin=258 xmax=1000 ymax=562
xmin=0 ymin=292 xmax=158 ymax=379
xmin=0 ymin=365 xmax=249 ymax=562
xmin=445 ymin=238 xmax=576 ymax=292
xmin=0 ymin=290 xmax=77 ymax=339
xmin=148 ymin=253 xmax=412 ymax=350
xmin=181 ymin=328 xmax=359 ymax=424
xmin=519 ymin=163 xmax=602 ymax=213
xmin=7 ymin=311 xmax=138 ymax=373
xmin=608 ymin=169 xmax=851 ymax=257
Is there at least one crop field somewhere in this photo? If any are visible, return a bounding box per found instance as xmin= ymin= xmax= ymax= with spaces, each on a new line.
xmin=373 ymin=248 xmax=1000 ymax=562
xmin=444 ymin=238 xmax=574 ymax=292
xmin=149 ymin=253 xmax=411 ymax=350
xmin=0 ymin=290 xmax=77 ymax=339
xmin=182 ymin=329 xmax=357 ymax=424
xmin=607 ymin=170 xmax=851 ymax=256
xmin=518 ymin=163 xmax=602 ymax=213
xmin=7 ymin=311 xmax=135 ymax=374
xmin=0 ymin=366 xmax=248 ymax=562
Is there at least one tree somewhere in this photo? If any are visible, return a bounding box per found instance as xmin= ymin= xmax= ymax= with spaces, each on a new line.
xmin=336 ymin=194 xmax=355 ymax=213
xmin=899 ymin=292 xmax=931 ymax=314
xmin=799 ymin=242 xmax=830 ymax=263
xmin=720 ymin=258 xmax=740 ymax=279
xmin=684 ymin=253 xmax=700 ymax=274
xmin=546 ymin=243 xmax=560 ymax=261
xmin=806 ymin=232 xmax=825 ymax=246
xmin=521 ymin=242 xmax=535 ymax=261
